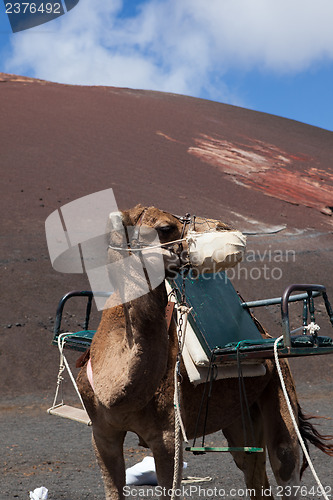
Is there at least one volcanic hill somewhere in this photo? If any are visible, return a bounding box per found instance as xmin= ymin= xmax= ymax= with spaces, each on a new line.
xmin=1 ymin=73 xmax=332 ymax=397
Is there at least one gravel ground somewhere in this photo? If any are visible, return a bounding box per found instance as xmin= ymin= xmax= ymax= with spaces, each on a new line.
xmin=1 ymin=380 xmax=332 ymax=500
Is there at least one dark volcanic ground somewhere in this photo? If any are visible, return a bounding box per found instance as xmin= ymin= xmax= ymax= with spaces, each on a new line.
xmin=1 ymin=386 xmax=333 ymax=499
xmin=0 ymin=74 xmax=332 ymax=498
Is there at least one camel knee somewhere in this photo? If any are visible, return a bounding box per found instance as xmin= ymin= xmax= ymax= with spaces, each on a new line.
xmin=269 ymin=441 xmax=300 ymax=494
xmin=264 ymin=409 xmax=300 ymax=486
xmin=276 ymin=444 xmax=299 ymax=482
xmin=232 ymin=452 xmax=271 ymax=499
xmin=146 ymin=430 xmax=182 ymax=492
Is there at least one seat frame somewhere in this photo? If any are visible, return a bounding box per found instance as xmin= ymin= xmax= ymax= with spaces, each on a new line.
xmin=51 ymin=281 xmax=333 ymax=360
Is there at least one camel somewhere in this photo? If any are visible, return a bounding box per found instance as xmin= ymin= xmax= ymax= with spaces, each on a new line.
xmin=76 ymin=205 xmax=333 ymax=500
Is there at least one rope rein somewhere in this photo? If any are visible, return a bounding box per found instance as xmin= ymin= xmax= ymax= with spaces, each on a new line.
xmin=107 ymin=213 xmax=229 ymax=254
xmin=108 ymin=237 xmax=187 ymax=253
xmin=273 ymin=336 xmax=329 ymax=500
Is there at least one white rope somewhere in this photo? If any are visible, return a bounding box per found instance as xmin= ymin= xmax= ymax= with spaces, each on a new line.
xmin=290 ymin=322 xmax=321 ymax=335
xmin=108 ymin=224 xmax=230 ymax=254
xmin=171 ymin=385 xmax=182 ymax=500
xmin=305 ymin=322 xmax=320 ymax=335
xmin=50 ymin=333 xmax=88 ymax=412
xmin=51 ymin=349 xmax=66 ymax=409
xmin=273 ymin=336 xmax=329 ymax=500
xmin=174 ymin=363 xmax=189 ymax=444
xmin=108 ymin=237 xmax=186 ymax=253
xmin=171 ymin=306 xmax=191 ymax=500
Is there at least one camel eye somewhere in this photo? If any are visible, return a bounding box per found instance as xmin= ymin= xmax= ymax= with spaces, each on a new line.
xmin=156 ymin=224 xmax=175 ymax=234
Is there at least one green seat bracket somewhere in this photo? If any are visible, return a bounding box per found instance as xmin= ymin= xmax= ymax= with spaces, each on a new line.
xmin=185 ymin=446 xmax=264 ymax=454
xmin=51 ymin=290 xmax=111 ymax=351
xmin=52 ymin=330 xmax=96 ymax=352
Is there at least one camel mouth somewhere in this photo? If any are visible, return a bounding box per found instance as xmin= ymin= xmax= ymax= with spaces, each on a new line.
xmin=163 ymin=248 xmax=190 ymax=277
xmin=104 ymin=208 xmax=247 ymax=305
xmin=107 ymin=224 xmax=246 ymax=277
xmin=160 ymin=228 xmax=247 ymax=276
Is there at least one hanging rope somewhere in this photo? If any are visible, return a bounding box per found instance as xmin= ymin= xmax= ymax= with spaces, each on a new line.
xmin=174 ymin=304 xmax=191 ymax=443
xmin=200 ymin=355 xmax=218 ymax=448
xmin=171 ymin=375 xmax=183 ymax=500
xmin=191 ymin=353 xmax=214 ymax=451
xmin=236 ymin=343 xmax=256 ymax=448
xmin=50 ymin=333 xmax=88 ymax=413
xmin=273 ymin=336 xmax=329 ymax=500
xmin=171 ymin=303 xmax=191 ymax=500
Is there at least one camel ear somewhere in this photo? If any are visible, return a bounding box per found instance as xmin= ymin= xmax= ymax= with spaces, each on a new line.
xmin=122 ymin=204 xmax=146 ymax=227
xmin=215 ymin=221 xmax=232 ymax=231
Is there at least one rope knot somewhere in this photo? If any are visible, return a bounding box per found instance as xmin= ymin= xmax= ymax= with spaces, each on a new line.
xmin=305 ymin=322 xmax=320 ymax=335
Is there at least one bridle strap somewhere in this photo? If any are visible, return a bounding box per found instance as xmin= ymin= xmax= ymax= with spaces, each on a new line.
xmin=108 ymin=212 xmax=192 ymax=258
xmin=176 ymin=213 xmax=192 ymax=267
xmin=131 ymin=208 xmax=148 ymax=244
xmin=165 ymin=301 xmax=175 ymax=332
xmin=108 ymin=237 xmax=187 ymax=253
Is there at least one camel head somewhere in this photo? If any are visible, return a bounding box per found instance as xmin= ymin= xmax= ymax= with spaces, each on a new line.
xmin=107 ymin=205 xmax=246 ymax=282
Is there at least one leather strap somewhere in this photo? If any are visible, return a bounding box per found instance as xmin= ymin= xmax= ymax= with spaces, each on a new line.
xmin=165 ymin=301 xmax=175 ymax=331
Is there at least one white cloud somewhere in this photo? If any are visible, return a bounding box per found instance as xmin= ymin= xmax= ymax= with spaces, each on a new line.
xmin=5 ymin=0 xmax=333 ymax=103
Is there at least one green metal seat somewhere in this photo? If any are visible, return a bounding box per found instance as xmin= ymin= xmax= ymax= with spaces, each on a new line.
xmin=51 ymin=290 xmax=110 ymax=352
xmin=169 ymin=273 xmax=333 ymax=362
xmin=51 ymin=276 xmax=333 ymax=359
xmin=169 ymin=273 xmax=333 ymax=455
xmin=52 ymin=330 xmax=96 ymax=352
xmin=49 ymin=277 xmax=333 ymax=441
xmin=170 ymin=273 xmax=264 ymax=359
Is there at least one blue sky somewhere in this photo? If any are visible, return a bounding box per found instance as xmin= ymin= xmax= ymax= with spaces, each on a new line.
xmin=1 ymin=0 xmax=332 ymax=131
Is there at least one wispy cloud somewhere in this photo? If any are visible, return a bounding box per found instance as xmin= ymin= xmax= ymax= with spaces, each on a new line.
xmin=4 ymin=0 xmax=333 ymax=104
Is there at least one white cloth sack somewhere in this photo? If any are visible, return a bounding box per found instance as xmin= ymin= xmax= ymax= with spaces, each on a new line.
xmin=29 ymin=487 xmax=48 ymax=500
xmin=126 ymin=456 xmax=187 ymax=486
xmin=187 ymin=230 xmax=246 ymax=273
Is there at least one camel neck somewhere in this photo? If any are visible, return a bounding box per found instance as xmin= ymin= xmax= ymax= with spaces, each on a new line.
xmin=91 ymin=282 xmax=170 ymax=410
xmin=124 ymin=282 xmax=168 ymax=335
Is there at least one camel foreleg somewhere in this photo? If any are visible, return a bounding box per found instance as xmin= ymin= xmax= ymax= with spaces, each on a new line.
xmin=92 ymin=427 xmax=127 ymax=500
xmin=144 ymin=428 xmax=183 ymax=499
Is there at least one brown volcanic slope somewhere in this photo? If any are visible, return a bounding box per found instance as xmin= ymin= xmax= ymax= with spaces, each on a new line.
xmin=1 ymin=74 xmax=333 ymax=397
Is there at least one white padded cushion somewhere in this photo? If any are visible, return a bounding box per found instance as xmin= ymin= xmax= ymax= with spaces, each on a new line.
xmin=182 ymin=341 xmax=266 ymax=386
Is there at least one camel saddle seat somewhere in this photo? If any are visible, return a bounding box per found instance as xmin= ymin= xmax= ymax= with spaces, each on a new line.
xmin=166 ymin=273 xmax=268 ymax=384
xmin=167 ymin=273 xmax=333 ymax=384
xmin=51 ymin=277 xmax=333 ymax=386
xmin=169 ymin=273 xmax=265 ymax=360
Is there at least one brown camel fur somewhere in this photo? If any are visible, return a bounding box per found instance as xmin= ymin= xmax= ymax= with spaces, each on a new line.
xmin=77 ymin=205 xmax=333 ymax=500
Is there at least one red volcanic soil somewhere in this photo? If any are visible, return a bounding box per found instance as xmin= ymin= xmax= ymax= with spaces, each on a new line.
xmin=1 ymin=73 xmax=332 ymax=398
